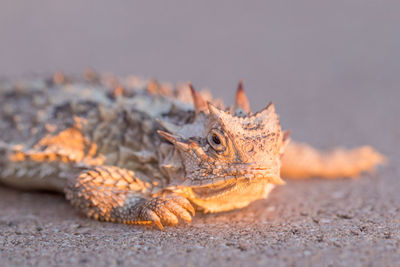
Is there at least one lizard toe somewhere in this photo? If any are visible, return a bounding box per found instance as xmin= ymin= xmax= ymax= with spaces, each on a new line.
xmin=169 ymin=195 xmax=195 ymax=216
xmin=153 ymin=204 xmax=179 ymax=226
xmin=164 ymin=199 xmax=193 ymax=223
xmin=140 ymin=208 xmax=164 ymax=231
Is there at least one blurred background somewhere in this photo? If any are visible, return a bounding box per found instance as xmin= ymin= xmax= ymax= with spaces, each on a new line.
xmin=0 ymin=0 xmax=399 ymax=149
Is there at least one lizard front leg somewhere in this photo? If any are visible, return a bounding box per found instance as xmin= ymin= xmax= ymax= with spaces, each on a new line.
xmin=281 ymin=141 xmax=385 ymax=179
xmin=64 ymin=166 xmax=195 ymax=230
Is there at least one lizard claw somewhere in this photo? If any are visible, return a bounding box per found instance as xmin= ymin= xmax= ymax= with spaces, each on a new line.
xmin=139 ymin=195 xmax=195 ymax=230
xmin=142 ymin=209 xmax=165 ymax=231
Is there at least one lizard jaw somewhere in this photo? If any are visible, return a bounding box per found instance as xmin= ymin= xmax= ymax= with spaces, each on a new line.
xmin=181 ymin=171 xmax=285 ymax=188
xmin=184 ymin=172 xmax=283 ymax=201
xmin=181 ymin=176 xmax=279 ymax=213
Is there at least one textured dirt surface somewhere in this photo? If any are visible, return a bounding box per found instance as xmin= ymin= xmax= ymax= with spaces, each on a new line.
xmin=0 ymin=162 xmax=399 ymax=267
xmin=1 ymin=1 xmax=400 ymax=266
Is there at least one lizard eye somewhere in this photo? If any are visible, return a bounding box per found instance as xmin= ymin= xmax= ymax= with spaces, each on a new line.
xmin=207 ymin=129 xmax=226 ymax=152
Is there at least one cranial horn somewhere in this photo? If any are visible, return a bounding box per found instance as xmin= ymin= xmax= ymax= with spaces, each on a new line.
xmin=189 ymin=83 xmax=208 ymax=115
xmin=234 ymin=80 xmax=250 ymax=113
xmin=207 ymin=102 xmax=226 ymax=118
xmin=280 ymin=130 xmax=291 ymax=154
xmin=254 ymin=102 xmax=276 ymax=118
xmin=157 ymin=130 xmax=190 ymax=151
xmin=266 ymin=102 xmax=275 ymax=112
xmin=282 ymin=130 xmax=291 ymax=142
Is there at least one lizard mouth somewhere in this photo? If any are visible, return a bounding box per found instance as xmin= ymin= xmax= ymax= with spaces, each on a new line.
xmin=186 ymin=172 xmax=283 ymax=200
xmin=190 ymin=175 xmax=282 ymax=200
xmin=182 ymin=168 xmax=284 ymax=188
xmin=191 ymin=179 xmax=239 ymax=199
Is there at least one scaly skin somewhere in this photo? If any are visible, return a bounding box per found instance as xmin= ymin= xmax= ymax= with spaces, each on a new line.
xmin=0 ymin=72 xmax=385 ymax=230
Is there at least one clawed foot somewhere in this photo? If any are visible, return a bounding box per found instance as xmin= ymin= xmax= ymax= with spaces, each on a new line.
xmin=137 ymin=195 xmax=195 ymax=230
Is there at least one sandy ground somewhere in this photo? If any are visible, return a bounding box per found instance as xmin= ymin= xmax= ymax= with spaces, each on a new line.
xmin=0 ymin=165 xmax=399 ymax=267
xmin=1 ymin=1 xmax=400 ymax=266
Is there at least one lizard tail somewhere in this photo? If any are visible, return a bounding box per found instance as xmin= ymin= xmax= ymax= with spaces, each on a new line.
xmin=280 ymin=141 xmax=386 ymax=179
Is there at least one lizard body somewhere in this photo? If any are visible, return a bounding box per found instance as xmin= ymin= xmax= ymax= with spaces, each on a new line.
xmin=0 ymin=72 xmax=384 ymax=230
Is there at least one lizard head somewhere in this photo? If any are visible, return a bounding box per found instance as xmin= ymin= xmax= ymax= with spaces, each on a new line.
xmin=158 ymin=81 xmax=290 ymax=200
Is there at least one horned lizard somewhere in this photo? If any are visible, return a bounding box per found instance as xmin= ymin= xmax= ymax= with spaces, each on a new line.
xmin=0 ymin=71 xmax=385 ymax=230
